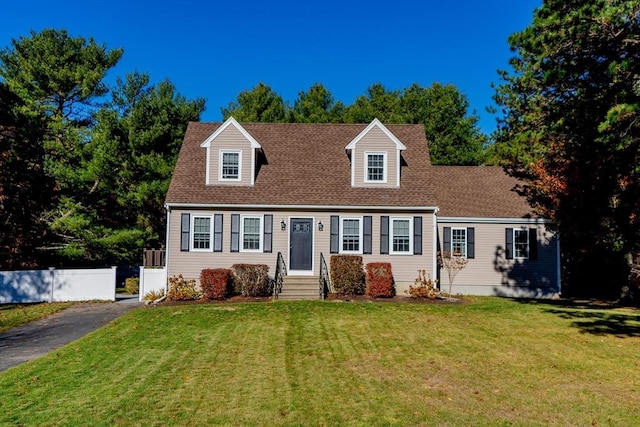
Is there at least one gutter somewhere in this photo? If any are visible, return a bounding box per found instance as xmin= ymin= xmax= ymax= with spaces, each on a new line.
xmin=165 ymin=202 xmax=439 ymax=212
xmin=437 ymin=216 xmax=550 ymax=225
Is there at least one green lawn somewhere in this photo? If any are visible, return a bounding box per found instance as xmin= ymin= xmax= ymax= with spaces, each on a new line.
xmin=1 ymin=297 xmax=639 ymax=426
xmin=0 ymin=302 xmax=72 ymax=333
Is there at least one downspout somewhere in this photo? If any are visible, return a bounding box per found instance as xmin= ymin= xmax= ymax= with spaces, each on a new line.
xmin=432 ymin=207 xmax=439 ymax=285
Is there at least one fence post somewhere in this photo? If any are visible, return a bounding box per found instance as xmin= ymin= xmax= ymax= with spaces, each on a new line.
xmin=48 ymin=267 xmax=55 ymax=303
xmin=111 ymin=266 xmax=117 ymax=300
xmin=139 ymin=266 xmax=145 ymax=302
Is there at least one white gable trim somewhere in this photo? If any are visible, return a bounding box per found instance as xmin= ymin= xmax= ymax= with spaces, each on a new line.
xmin=200 ymin=117 xmax=261 ymax=186
xmin=344 ymin=118 xmax=407 ymax=151
xmin=200 ymin=116 xmax=261 ymax=149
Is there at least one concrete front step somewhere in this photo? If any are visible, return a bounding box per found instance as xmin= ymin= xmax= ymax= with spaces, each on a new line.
xmin=277 ymin=293 xmax=319 ymax=300
xmin=278 ymin=276 xmax=321 ymax=300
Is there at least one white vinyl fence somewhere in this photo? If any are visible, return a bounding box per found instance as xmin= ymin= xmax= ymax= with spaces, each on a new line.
xmin=139 ymin=267 xmax=167 ymax=301
xmin=0 ymin=267 xmax=117 ymax=303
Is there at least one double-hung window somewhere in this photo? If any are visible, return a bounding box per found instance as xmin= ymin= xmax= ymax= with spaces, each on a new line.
xmin=192 ymin=215 xmax=212 ymax=250
xmin=220 ymin=150 xmax=241 ymax=180
xmin=514 ymin=228 xmax=529 ymax=259
xmin=390 ymin=217 xmax=412 ymax=254
xmin=341 ymin=217 xmax=362 ymax=253
xmin=365 ymin=153 xmax=386 ymax=182
xmin=451 ymin=227 xmax=467 ymax=257
xmin=241 ymin=216 xmax=262 ymax=251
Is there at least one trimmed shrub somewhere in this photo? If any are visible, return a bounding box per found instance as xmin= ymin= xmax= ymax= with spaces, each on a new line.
xmin=365 ymin=262 xmax=395 ymax=298
xmin=201 ymin=268 xmax=233 ymax=300
xmin=124 ymin=277 xmax=139 ymax=294
xmin=231 ymin=264 xmax=270 ymax=297
xmin=406 ymin=269 xmax=439 ymax=299
xmin=330 ymin=255 xmax=365 ymax=296
xmin=167 ymin=274 xmax=201 ymax=301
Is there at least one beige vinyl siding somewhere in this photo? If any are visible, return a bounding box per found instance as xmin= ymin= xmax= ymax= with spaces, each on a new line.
xmin=352 ymin=126 xmax=399 ymax=188
xmin=167 ymin=208 xmax=436 ymax=295
xmin=437 ymin=222 xmax=559 ymax=297
xmin=209 ymin=125 xmax=253 ymax=185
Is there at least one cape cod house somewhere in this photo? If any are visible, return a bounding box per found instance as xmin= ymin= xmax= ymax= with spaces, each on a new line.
xmin=163 ymin=117 xmax=561 ymax=299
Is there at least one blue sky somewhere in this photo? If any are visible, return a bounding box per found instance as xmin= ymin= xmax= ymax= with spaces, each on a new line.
xmin=0 ymin=0 xmax=540 ymax=135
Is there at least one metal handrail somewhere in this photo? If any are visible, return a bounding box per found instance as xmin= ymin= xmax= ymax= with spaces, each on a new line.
xmin=274 ymin=251 xmax=287 ymax=299
xmin=319 ymin=252 xmax=331 ymax=300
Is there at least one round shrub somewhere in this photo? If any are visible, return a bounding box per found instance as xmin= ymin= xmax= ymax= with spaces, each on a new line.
xmin=167 ymin=274 xmax=201 ymax=301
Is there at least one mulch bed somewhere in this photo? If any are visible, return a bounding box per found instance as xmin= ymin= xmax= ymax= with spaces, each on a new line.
xmin=157 ymin=294 xmax=465 ymax=306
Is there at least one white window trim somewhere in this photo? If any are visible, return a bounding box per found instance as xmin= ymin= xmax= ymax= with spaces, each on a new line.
xmin=240 ymin=215 xmax=263 ymax=252
xmin=513 ymin=228 xmax=529 ymax=259
xmin=191 ymin=215 xmax=213 ymax=252
xmin=339 ymin=217 xmax=363 ymax=254
xmin=389 ymin=217 xmax=413 ymax=255
xmin=219 ymin=150 xmax=242 ymax=181
xmin=451 ymin=227 xmax=467 ymax=258
xmin=364 ymin=152 xmax=388 ymax=183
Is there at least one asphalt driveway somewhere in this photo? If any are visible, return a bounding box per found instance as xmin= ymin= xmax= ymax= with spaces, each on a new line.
xmin=0 ymin=296 xmax=141 ymax=372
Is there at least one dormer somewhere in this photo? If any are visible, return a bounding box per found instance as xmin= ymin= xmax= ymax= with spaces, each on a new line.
xmin=345 ymin=118 xmax=407 ymax=188
xmin=200 ymin=117 xmax=262 ymax=186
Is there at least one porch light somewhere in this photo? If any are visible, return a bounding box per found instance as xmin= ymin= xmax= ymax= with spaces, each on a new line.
xmin=317 ymin=221 xmax=324 ymax=231
xmin=280 ymin=219 xmax=287 ymax=230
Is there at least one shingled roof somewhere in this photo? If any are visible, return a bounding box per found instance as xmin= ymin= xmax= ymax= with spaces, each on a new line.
xmin=166 ymin=121 xmax=536 ymax=218
xmin=430 ymin=166 xmax=535 ymax=218
xmin=166 ymin=122 xmax=438 ymax=208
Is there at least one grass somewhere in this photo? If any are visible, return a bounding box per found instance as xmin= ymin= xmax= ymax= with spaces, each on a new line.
xmin=1 ymin=297 xmax=639 ymax=426
xmin=0 ymin=302 xmax=73 ymax=333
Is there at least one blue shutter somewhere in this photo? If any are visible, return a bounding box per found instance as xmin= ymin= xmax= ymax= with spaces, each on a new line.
xmin=213 ymin=214 xmax=223 ymax=252
xmin=263 ymin=215 xmax=273 ymax=253
xmin=231 ymin=214 xmax=240 ymax=253
xmin=380 ymin=216 xmax=389 ymax=254
xmin=529 ymin=228 xmax=538 ymax=260
xmin=443 ymin=227 xmax=451 ymax=252
xmin=180 ymin=213 xmax=190 ymax=252
xmin=330 ymin=215 xmax=339 ymax=254
xmin=467 ymin=227 xmax=475 ymax=259
xmin=363 ymin=216 xmax=372 ymax=254
xmin=505 ymin=228 xmax=514 ymax=259
xmin=413 ymin=216 xmax=422 ymax=255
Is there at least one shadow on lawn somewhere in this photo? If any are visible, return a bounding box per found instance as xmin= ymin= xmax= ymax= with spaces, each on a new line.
xmin=510 ymin=298 xmax=640 ymax=337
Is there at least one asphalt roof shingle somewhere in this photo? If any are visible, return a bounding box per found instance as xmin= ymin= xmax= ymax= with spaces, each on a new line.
xmin=430 ymin=166 xmax=534 ymax=218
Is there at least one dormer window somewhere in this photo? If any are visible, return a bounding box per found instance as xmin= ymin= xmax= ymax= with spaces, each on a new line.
xmin=366 ymin=152 xmax=387 ymax=182
xmin=220 ymin=150 xmax=241 ymax=181
xmin=201 ymin=117 xmax=261 ymax=186
xmin=345 ymin=119 xmax=406 ymax=188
